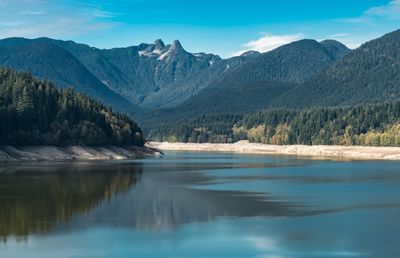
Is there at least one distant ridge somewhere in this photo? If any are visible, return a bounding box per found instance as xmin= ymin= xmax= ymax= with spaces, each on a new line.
xmin=0 ymin=37 xmax=139 ymax=113
xmin=144 ymin=38 xmax=350 ymax=121
xmin=0 ymin=37 xmax=259 ymax=110
xmin=272 ymin=29 xmax=400 ymax=108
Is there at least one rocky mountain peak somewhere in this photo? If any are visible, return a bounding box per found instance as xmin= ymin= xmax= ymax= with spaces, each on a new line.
xmin=171 ymin=40 xmax=184 ymax=51
xmin=154 ymin=39 xmax=165 ymax=48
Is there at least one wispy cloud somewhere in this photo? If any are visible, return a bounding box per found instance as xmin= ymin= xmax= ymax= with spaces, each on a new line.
xmin=0 ymin=21 xmax=31 ymax=27
xmin=366 ymin=0 xmax=400 ymax=19
xmin=232 ymin=33 xmax=303 ymax=56
xmin=327 ymin=33 xmax=349 ymax=38
xmin=340 ymin=0 xmax=400 ymax=24
xmin=20 ymin=10 xmax=47 ymax=16
xmin=0 ymin=0 xmax=118 ymax=39
xmin=328 ymin=0 xmax=400 ymax=49
xmin=92 ymin=9 xmax=120 ymax=18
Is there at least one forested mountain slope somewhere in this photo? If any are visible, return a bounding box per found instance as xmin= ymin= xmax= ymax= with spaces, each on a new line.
xmin=140 ymin=39 xmax=349 ymax=124
xmin=206 ymin=39 xmax=350 ymax=87
xmin=272 ymin=29 xmax=400 ymax=108
xmin=55 ymin=39 xmax=259 ymax=108
xmin=0 ymin=67 xmax=143 ymax=146
xmin=0 ymin=38 xmax=138 ymax=113
xmin=0 ymin=37 xmax=257 ymax=109
xmin=148 ymin=100 xmax=400 ymax=147
xmin=144 ymin=29 xmax=400 ymax=144
xmin=140 ymin=80 xmax=296 ymax=127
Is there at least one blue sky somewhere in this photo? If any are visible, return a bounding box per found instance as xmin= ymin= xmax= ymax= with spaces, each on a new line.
xmin=0 ymin=0 xmax=399 ymax=57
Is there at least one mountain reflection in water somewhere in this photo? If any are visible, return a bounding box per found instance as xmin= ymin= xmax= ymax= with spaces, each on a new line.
xmin=0 ymin=156 xmax=312 ymax=239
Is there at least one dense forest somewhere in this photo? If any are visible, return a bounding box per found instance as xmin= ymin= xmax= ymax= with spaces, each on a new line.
xmin=145 ymin=30 xmax=400 ymax=147
xmin=147 ymin=100 xmax=400 ymax=147
xmin=0 ymin=67 xmax=144 ymax=146
xmin=271 ymin=29 xmax=400 ymax=108
xmin=206 ymin=39 xmax=349 ymax=86
xmin=0 ymin=38 xmax=139 ymax=113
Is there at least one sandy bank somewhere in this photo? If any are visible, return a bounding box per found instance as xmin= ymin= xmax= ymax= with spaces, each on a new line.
xmin=146 ymin=141 xmax=400 ymax=161
xmin=0 ymin=146 xmax=159 ymax=162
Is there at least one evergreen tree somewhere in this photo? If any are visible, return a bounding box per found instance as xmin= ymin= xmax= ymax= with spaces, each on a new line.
xmin=0 ymin=67 xmax=144 ymax=146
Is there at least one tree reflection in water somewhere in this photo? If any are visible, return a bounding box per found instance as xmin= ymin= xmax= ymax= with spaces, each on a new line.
xmin=0 ymin=162 xmax=142 ymax=241
xmin=0 ymin=157 xmax=311 ymax=241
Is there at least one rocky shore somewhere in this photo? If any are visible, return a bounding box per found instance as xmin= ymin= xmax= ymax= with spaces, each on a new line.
xmin=0 ymin=146 xmax=160 ymax=162
xmin=147 ymin=141 xmax=400 ymax=161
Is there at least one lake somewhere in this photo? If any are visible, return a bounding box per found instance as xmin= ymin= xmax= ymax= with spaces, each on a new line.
xmin=1 ymin=151 xmax=400 ymax=258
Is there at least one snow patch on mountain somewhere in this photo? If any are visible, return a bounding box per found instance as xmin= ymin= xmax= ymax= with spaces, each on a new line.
xmin=158 ymin=49 xmax=171 ymax=60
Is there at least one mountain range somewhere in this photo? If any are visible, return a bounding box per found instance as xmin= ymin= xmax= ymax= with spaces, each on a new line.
xmin=0 ymin=37 xmax=259 ymax=110
xmin=1 ymin=29 xmax=400 ymax=137
xmin=0 ymin=38 xmax=138 ymax=113
xmin=0 ymin=35 xmax=349 ymax=115
xmin=149 ymin=38 xmax=350 ymax=120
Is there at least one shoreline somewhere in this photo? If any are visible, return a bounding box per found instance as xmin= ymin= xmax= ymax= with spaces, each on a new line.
xmin=146 ymin=141 xmax=400 ymax=161
xmin=0 ymin=146 xmax=159 ymax=162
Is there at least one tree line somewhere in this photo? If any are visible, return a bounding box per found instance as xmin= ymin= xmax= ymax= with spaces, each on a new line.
xmin=147 ymin=100 xmax=400 ymax=147
xmin=0 ymin=67 xmax=144 ymax=146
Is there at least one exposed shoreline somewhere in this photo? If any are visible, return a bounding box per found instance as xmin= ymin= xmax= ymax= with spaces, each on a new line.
xmin=146 ymin=141 xmax=400 ymax=161
xmin=0 ymin=146 xmax=159 ymax=162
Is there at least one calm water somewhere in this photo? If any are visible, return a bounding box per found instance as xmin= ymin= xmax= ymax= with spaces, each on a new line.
xmin=1 ymin=152 xmax=400 ymax=258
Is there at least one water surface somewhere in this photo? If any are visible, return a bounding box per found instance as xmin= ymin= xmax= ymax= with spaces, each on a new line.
xmin=1 ymin=152 xmax=400 ymax=258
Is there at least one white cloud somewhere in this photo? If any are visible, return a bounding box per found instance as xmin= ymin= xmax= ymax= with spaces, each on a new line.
xmin=366 ymin=0 xmax=400 ymax=19
xmin=231 ymin=33 xmax=303 ymax=57
xmin=0 ymin=0 xmax=118 ymax=39
xmin=340 ymin=0 xmax=400 ymax=24
xmin=0 ymin=21 xmax=31 ymax=27
xmin=322 ymin=1 xmax=400 ymax=50
xmin=327 ymin=33 xmax=348 ymax=38
xmin=92 ymin=9 xmax=120 ymax=18
xmin=20 ymin=10 xmax=47 ymax=16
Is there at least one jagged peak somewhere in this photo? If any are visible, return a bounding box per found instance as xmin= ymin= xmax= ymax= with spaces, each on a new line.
xmin=171 ymin=40 xmax=184 ymax=51
xmin=154 ymin=39 xmax=165 ymax=48
xmin=137 ymin=43 xmax=150 ymax=49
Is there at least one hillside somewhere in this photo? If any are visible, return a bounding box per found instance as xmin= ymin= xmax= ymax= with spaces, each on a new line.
xmin=0 ymin=67 xmax=144 ymax=146
xmin=140 ymin=39 xmax=349 ymax=126
xmin=141 ymin=80 xmax=296 ymax=127
xmin=206 ymin=39 xmax=350 ymax=87
xmin=0 ymin=38 xmax=138 ymax=113
xmin=148 ymin=100 xmax=400 ymax=147
xmin=0 ymin=36 xmax=352 ymax=113
xmin=44 ymin=38 xmax=258 ymax=109
xmin=144 ymin=30 xmax=400 ymax=137
xmin=0 ymin=37 xmax=259 ymax=110
xmin=272 ymin=29 xmax=400 ymax=108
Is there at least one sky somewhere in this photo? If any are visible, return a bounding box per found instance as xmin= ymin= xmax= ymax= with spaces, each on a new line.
xmin=0 ymin=0 xmax=399 ymax=57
